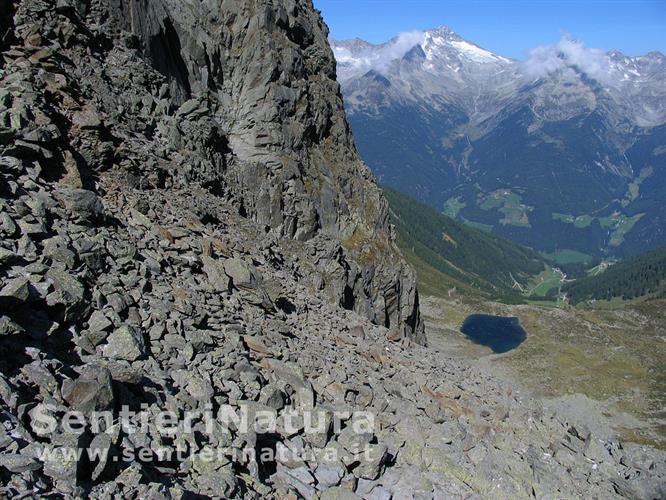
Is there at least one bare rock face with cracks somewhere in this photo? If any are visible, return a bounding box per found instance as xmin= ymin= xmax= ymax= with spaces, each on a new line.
xmin=107 ymin=0 xmax=424 ymax=340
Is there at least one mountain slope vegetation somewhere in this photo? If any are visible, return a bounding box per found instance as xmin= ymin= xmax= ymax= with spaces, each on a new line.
xmin=384 ymin=187 xmax=546 ymax=301
xmin=563 ymin=246 xmax=666 ymax=304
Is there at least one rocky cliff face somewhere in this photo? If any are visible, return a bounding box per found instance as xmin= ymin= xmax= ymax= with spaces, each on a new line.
xmin=102 ymin=0 xmax=423 ymax=340
xmin=1 ymin=1 xmax=665 ymax=498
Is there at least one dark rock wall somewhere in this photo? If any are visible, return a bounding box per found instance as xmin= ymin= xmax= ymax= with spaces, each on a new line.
xmin=107 ymin=0 xmax=424 ymax=340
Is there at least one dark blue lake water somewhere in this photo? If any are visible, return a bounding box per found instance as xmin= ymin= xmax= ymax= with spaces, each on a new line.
xmin=460 ymin=314 xmax=527 ymax=353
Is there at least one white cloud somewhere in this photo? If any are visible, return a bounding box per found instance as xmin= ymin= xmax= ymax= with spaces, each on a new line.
xmin=377 ymin=31 xmax=426 ymax=68
xmin=522 ymin=35 xmax=612 ymax=83
xmin=335 ymin=31 xmax=618 ymax=86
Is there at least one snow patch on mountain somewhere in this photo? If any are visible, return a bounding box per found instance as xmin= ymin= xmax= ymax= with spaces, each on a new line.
xmin=449 ymin=39 xmax=510 ymax=63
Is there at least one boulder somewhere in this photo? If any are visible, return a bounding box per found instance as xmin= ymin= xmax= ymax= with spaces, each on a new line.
xmin=319 ymin=487 xmax=361 ymax=500
xmin=102 ymin=325 xmax=146 ymax=361
xmin=0 ymin=277 xmax=31 ymax=302
xmin=46 ymin=268 xmax=87 ymax=320
xmin=62 ymin=366 xmax=114 ymax=413
xmin=224 ymin=258 xmax=261 ymax=290
xmin=43 ymin=432 xmax=88 ymax=494
xmin=56 ymin=188 xmax=104 ymax=222
xmin=0 ymin=316 xmax=25 ymax=336
xmin=72 ymin=105 xmax=103 ymax=130
xmin=0 ymin=454 xmax=41 ymax=473
xmin=201 ymin=256 xmax=231 ymax=291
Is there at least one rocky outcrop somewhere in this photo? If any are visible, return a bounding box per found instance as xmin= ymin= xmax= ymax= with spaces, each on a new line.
xmin=104 ymin=0 xmax=423 ymax=341
xmin=0 ymin=0 xmax=664 ymax=498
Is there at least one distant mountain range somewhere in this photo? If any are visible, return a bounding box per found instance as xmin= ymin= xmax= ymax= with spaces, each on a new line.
xmin=332 ymin=27 xmax=666 ymax=261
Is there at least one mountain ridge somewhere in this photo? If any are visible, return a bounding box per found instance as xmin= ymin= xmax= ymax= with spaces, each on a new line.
xmin=332 ymin=26 xmax=666 ymax=259
xmin=112 ymin=0 xmax=424 ymax=340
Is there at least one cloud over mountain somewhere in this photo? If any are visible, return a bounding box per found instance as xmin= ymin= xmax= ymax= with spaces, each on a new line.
xmin=522 ymin=35 xmax=612 ymax=82
xmin=334 ymin=29 xmax=623 ymax=87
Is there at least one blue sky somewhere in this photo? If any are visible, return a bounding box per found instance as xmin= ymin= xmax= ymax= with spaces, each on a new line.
xmin=313 ymin=0 xmax=666 ymax=59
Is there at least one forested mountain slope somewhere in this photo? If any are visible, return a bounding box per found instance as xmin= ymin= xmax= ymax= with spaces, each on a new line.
xmin=564 ymin=246 xmax=666 ymax=304
xmin=385 ymin=188 xmax=546 ymax=300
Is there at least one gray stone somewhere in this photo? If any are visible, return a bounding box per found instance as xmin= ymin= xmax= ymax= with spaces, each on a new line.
xmin=72 ymin=106 xmax=103 ymax=129
xmin=259 ymin=384 xmax=286 ymax=410
xmin=190 ymin=460 xmax=239 ymax=497
xmin=315 ymin=463 xmax=344 ymax=488
xmin=0 ymin=247 xmax=19 ymax=265
xmin=304 ymin=409 xmax=333 ymax=449
xmin=337 ymin=422 xmax=373 ymax=454
xmin=28 ymin=403 xmax=58 ymax=437
xmin=224 ymin=257 xmax=260 ymax=290
xmin=57 ymin=188 xmax=104 ymax=222
xmin=319 ymin=487 xmax=361 ymax=500
xmin=275 ymin=464 xmax=317 ymax=498
xmin=0 ymin=315 xmax=24 ymax=335
xmin=22 ymin=362 xmax=58 ymax=397
xmin=45 ymin=268 xmax=86 ymax=319
xmin=584 ymin=438 xmax=612 ymax=464
xmin=353 ymin=443 xmax=388 ymax=480
xmin=88 ymin=310 xmax=113 ymax=333
xmin=176 ymin=99 xmax=201 ymax=117
xmin=61 ymin=366 xmax=114 ymax=413
xmin=0 ymin=277 xmax=31 ymax=302
xmin=0 ymin=453 xmax=41 ymax=473
xmin=0 ymin=213 xmax=17 ymax=236
xmin=115 ymin=462 xmax=143 ymax=488
xmin=202 ymin=256 xmax=231 ymax=291
xmin=43 ymin=237 xmax=76 ymax=268
xmin=364 ymin=485 xmax=392 ymax=500
xmin=89 ymin=433 xmax=113 ymax=481
xmin=102 ymin=325 xmax=146 ymax=361
xmin=43 ymin=433 xmax=87 ymax=494
xmin=349 ymin=325 xmax=366 ymax=339
xmin=185 ymin=374 xmax=214 ymax=403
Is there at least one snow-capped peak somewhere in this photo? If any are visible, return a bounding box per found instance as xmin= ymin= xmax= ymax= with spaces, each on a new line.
xmin=331 ymin=25 xmax=513 ymax=83
xmin=421 ymin=30 xmax=510 ymax=64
